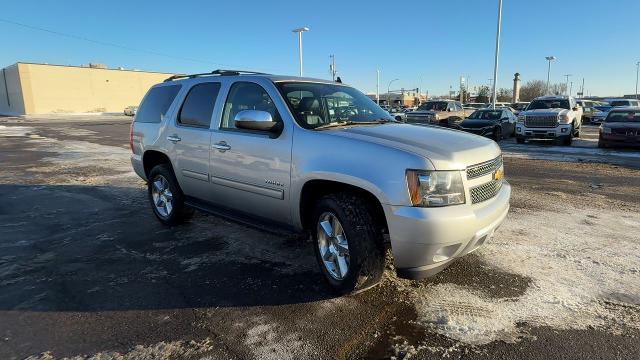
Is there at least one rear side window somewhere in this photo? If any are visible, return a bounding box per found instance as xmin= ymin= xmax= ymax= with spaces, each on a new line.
xmin=178 ymin=82 xmax=221 ymax=128
xmin=135 ymin=85 xmax=180 ymax=123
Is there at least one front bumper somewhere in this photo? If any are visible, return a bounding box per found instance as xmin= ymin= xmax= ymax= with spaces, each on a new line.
xmin=599 ymin=134 xmax=640 ymax=147
xmin=515 ymin=123 xmax=571 ymax=139
xmin=385 ymin=181 xmax=511 ymax=279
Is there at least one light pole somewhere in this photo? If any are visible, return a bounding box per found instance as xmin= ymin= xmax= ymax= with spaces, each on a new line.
xmin=376 ymin=69 xmax=380 ymax=105
xmin=490 ymin=0 xmax=503 ymax=109
xmin=292 ymin=27 xmax=309 ymax=77
xmin=563 ymin=74 xmax=572 ymax=96
xmin=635 ymin=61 xmax=640 ymax=100
xmin=545 ymin=56 xmax=556 ymax=95
xmin=387 ymin=78 xmax=399 ymax=107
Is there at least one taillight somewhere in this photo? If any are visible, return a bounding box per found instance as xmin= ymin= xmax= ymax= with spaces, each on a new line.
xmin=129 ymin=120 xmax=134 ymax=152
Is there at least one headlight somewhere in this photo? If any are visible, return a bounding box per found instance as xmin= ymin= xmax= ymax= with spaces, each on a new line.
xmin=406 ymin=170 xmax=465 ymax=207
xmin=602 ymin=127 xmax=612 ymax=134
xmin=558 ymin=114 xmax=570 ymax=123
xmin=517 ymin=115 xmax=525 ymax=123
xmin=434 ymin=114 xmax=440 ymax=120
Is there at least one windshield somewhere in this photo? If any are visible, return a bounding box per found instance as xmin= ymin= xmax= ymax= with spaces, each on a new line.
xmin=513 ymin=103 xmax=529 ymax=110
xmin=609 ymin=100 xmax=630 ymax=107
xmin=468 ymin=110 xmax=502 ymax=120
xmin=605 ymin=111 xmax=640 ymax=123
xmin=276 ymin=82 xmax=393 ymax=129
xmin=527 ymin=99 xmax=570 ymax=110
xmin=418 ymin=101 xmax=448 ymax=111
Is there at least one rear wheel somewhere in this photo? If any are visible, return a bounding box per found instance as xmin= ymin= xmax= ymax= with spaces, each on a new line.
xmin=311 ymin=193 xmax=385 ymax=294
xmin=148 ymin=164 xmax=194 ymax=225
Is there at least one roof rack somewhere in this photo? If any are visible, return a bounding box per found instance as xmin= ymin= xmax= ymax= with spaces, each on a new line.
xmin=164 ymin=69 xmax=270 ymax=82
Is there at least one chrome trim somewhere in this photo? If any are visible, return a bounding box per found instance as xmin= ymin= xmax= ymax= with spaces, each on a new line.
xmin=210 ymin=175 xmax=284 ymax=200
xmin=470 ymin=180 xmax=504 ymax=204
xmin=466 ymin=155 xmax=503 ymax=180
xmin=181 ymin=169 xmax=209 ymax=181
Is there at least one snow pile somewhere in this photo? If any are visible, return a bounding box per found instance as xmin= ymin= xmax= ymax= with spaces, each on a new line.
xmin=413 ymin=203 xmax=640 ymax=345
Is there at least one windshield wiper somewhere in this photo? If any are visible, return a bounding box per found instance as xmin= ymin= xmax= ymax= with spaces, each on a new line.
xmin=313 ymin=119 xmax=393 ymax=130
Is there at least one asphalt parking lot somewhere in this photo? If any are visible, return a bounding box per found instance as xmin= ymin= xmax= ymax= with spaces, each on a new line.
xmin=1 ymin=115 xmax=639 ymax=360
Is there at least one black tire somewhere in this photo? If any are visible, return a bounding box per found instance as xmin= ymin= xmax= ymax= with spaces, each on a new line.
xmin=573 ymin=122 xmax=581 ymax=138
xmin=148 ymin=164 xmax=194 ymax=225
xmin=598 ymin=139 xmax=607 ymax=148
xmin=516 ymin=137 xmax=525 ymax=144
xmin=311 ymin=193 xmax=385 ymax=294
xmin=493 ymin=127 xmax=502 ymax=141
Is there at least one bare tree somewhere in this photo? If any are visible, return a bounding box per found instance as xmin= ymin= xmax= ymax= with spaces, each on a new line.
xmin=496 ymin=88 xmax=513 ymax=102
xmin=476 ymin=85 xmax=490 ymax=103
xmin=549 ymin=83 xmax=567 ymax=96
xmin=519 ymin=80 xmax=546 ymax=101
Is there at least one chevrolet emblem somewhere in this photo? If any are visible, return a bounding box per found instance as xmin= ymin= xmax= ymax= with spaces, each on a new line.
xmin=493 ymin=169 xmax=504 ymax=181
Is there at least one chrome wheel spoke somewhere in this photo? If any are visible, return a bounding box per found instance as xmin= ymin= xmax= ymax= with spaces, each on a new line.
xmin=334 ymin=235 xmax=349 ymax=256
xmin=322 ymin=247 xmax=335 ymax=262
xmin=336 ymin=255 xmax=348 ymax=278
xmin=320 ymin=220 xmax=333 ymax=238
xmin=153 ymin=180 xmax=163 ymax=193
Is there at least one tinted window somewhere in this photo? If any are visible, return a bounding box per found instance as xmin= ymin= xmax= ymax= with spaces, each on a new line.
xmin=605 ymin=110 xmax=640 ymax=123
xmin=135 ymin=85 xmax=180 ymax=123
xmin=609 ymin=100 xmax=630 ymax=107
xmin=221 ymin=82 xmax=280 ymax=129
xmin=178 ymin=82 xmax=221 ymax=128
xmin=418 ymin=101 xmax=448 ymax=111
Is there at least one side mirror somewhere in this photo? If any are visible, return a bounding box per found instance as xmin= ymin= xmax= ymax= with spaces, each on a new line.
xmin=234 ymin=110 xmax=281 ymax=132
xmin=447 ymin=108 xmax=451 ymax=112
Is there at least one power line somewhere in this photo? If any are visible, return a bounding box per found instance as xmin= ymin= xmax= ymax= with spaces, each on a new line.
xmin=0 ymin=17 xmax=250 ymax=69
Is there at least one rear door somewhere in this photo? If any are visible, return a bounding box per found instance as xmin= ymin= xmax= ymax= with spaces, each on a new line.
xmin=166 ymin=81 xmax=222 ymax=197
xmin=208 ymin=80 xmax=293 ymax=224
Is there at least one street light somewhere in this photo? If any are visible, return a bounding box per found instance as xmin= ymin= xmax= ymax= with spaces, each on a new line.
xmin=387 ymin=78 xmax=399 ymax=107
xmin=635 ymin=61 xmax=640 ymax=100
xmin=490 ymin=0 xmax=503 ymax=109
xmin=292 ymin=27 xmax=309 ymax=77
xmin=545 ymin=56 xmax=556 ymax=95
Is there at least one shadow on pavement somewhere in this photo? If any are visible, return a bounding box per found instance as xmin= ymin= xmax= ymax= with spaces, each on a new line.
xmin=0 ymin=184 xmax=335 ymax=312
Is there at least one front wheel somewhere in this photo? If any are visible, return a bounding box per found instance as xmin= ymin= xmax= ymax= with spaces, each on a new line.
xmin=516 ymin=137 xmax=525 ymax=144
xmin=311 ymin=193 xmax=385 ymax=294
xmin=148 ymin=164 xmax=194 ymax=225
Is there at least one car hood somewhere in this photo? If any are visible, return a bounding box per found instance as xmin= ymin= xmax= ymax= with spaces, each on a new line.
xmin=522 ymin=109 xmax=566 ymax=116
xmin=409 ymin=110 xmax=438 ymax=115
xmin=324 ymin=123 xmax=500 ymax=170
xmin=603 ymin=122 xmax=640 ymax=130
xmin=459 ymin=119 xmax=498 ymax=128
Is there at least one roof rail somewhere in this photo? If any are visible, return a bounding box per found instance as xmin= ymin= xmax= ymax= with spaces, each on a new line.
xmin=164 ymin=69 xmax=270 ymax=82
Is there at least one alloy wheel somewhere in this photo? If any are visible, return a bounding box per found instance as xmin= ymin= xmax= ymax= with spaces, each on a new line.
xmin=151 ymin=175 xmax=173 ymax=218
xmin=317 ymin=212 xmax=350 ymax=280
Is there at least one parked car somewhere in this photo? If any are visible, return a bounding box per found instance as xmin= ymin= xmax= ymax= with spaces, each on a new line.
xmin=388 ymin=108 xmax=407 ymax=122
xmin=457 ymin=108 xmax=516 ymax=141
xmin=405 ymin=99 xmax=470 ymax=127
xmin=515 ymin=95 xmax=583 ymax=145
xmin=464 ymin=102 xmax=487 ymax=110
xmin=591 ymin=105 xmax=612 ymax=124
xmin=124 ymin=105 xmax=138 ymax=116
xmin=598 ymin=107 xmax=640 ymax=148
xmin=130 ymin=70 xmax=511 ymax=294
xmin=576 ymin=99 xmax=600 ymax=123
xmin=604 ymin=98 xmax=640 ymax=107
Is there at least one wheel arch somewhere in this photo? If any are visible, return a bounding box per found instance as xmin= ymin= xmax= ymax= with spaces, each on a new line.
xmin=298 ymin=179 xmax=389 ymax=238
xmin=142 ymin=150 xmax=173 ymax=179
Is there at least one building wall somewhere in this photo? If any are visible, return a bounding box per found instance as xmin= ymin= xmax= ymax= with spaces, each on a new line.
xmin=4 ymin=63 xmax=175 ymax=115
xmin=0 ymin=64 xmax=26 ymax=115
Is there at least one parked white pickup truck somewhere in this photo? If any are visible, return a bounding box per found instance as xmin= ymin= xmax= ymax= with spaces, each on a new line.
xmin=515 ymin=95 xmax=583 ymax=145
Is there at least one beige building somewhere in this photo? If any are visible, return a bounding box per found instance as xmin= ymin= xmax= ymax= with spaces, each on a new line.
xmin=0 ymin=62 xmax=175 ymax=115
xmin=366 ymin=90 xmax=427 ymax=107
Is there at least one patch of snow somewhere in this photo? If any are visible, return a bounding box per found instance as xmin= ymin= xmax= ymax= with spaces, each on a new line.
xmin=412 ymin=203 xmax=640 ymax=345
xmin=0 ymin=125 xmax=34 ymax=137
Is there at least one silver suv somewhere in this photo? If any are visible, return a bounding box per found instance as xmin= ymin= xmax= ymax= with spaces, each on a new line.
xmin=130 ymin=70 xmax=511 ymax=294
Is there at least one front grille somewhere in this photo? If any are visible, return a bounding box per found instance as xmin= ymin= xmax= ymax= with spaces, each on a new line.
xmin=524 ymin=115 xmax=558 ymax=128
xmin=612 ymin=128 xmax=639 ymax=136
xmin=470 ymin=180 xmax=503 ymax=204
xmin=466 ymin=155 xmax=503 ymax=179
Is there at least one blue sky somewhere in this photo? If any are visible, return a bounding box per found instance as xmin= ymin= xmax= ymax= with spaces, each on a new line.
xmin=1 ymin=0 xmax=639 ymax=96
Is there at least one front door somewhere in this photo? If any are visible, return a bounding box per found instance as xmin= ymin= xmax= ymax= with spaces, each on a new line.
xmin=167 ymin=82 xmax=222 ymax=197
xmin=209 ymin=80 xmax=293 ymax=224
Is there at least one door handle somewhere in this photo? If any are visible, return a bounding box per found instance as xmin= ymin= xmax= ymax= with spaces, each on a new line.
xmin=212 ymin=141 xmax=231 ymax=152
xmin=167 ymin=135 xmax=181 ymax=143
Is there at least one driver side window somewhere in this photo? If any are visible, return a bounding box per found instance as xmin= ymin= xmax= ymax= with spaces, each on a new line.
xmin=221 ymin=82 xmax=280 ymax=130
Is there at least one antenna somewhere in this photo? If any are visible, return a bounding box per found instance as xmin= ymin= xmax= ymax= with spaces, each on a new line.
xmin=329 ymin=55 xmax=337 ymax=81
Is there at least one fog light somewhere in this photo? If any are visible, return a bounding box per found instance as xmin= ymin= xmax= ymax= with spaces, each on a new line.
xmin=433 ymin=243 xmax=460 ymax=263
xmin=516 ymin=126 xmax=522 ymax=132
xmin=561 ymin=128 xmax=567 ymax=133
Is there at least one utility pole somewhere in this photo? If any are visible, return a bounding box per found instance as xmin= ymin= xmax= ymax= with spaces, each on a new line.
xmin=580 ymin=78 xmax=585 ymax=98
xmin=490 ymin=0 xmax=503 ymax=109
xmin=563 ymin=74 xmax=572 ymax=96
xmin=569 ymin=81 xmax=573 ymax=97
xmin=376 ymin=69 xmax=380 ymax=105
xmin=329 ymin=55 xmax=337 ymax=81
